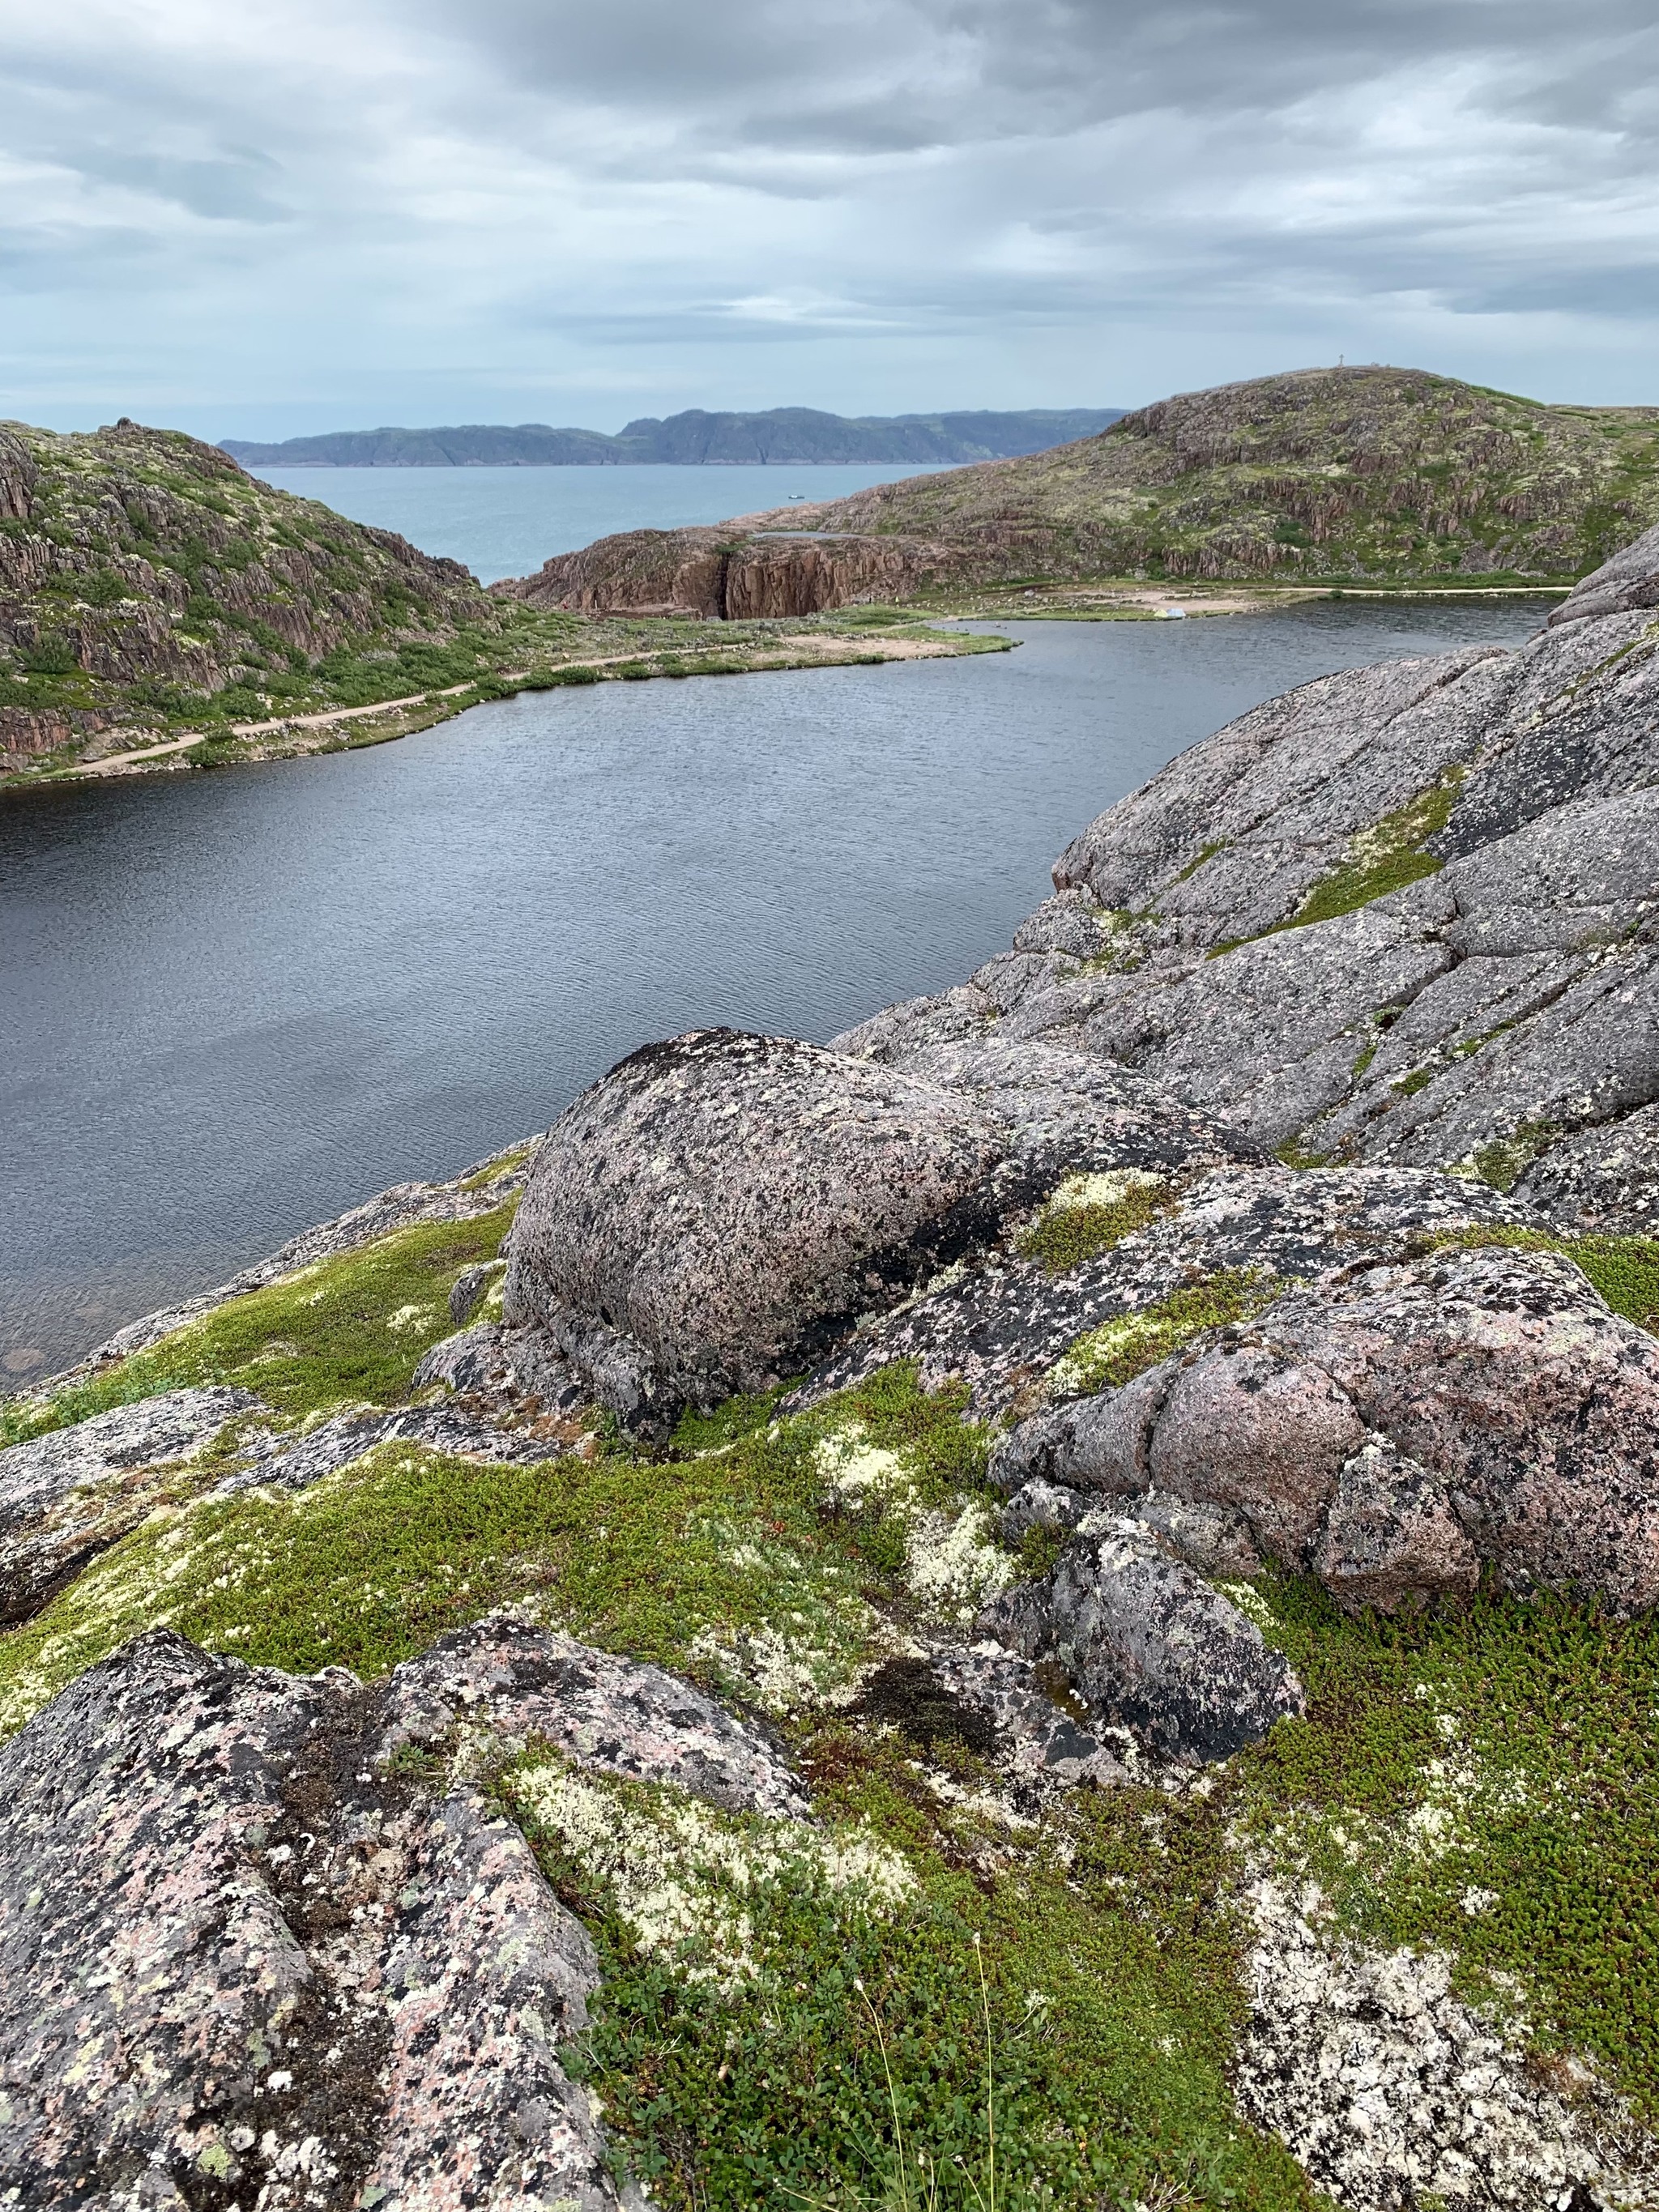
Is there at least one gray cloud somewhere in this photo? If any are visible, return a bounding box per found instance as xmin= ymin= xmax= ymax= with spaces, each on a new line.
xmin=0 ymin=0 xmax=1654 ymax=435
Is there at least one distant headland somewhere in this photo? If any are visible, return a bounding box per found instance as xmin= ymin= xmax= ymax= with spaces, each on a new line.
xmin=220 ymin=406 xmax=1126 ymax=470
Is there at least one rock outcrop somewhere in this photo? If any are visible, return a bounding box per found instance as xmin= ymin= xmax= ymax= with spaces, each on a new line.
xmin=0 ymin=1385 xmax=259 ymax=1624
xmin=990 ymin=1238 xmax=1659 ymax=1614
xmin=0 ymin=1617 xmax=799 ymax=2204
xmin=847 ymin=552 xmax=1659 ymax=1180
xmin=495 ymin=523 xmax=965 ymax=618
xmin=501 ymin=1027 xmax=1247 ymax=1427
xmin=983 ymin=1514 xmax=1306 ymax=1759
xmin=0 ymin=417 xmax=484 ymax=710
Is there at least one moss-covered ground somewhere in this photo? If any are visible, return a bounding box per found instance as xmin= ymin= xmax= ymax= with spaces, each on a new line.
xmin=2 ymin=1195 xmax=1657 ymax=2202
xmin=1014 ymin=1171 xmax=1179 ymax=1274
xmin=0 ymin=1204 xmax=518 ymax=1449
xmin=1240 ymin=1576 xmax=1659 ymax=2132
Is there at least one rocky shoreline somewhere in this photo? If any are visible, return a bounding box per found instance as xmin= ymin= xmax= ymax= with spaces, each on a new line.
xmin=2 ymin=522 xmax=1659 ymax=2206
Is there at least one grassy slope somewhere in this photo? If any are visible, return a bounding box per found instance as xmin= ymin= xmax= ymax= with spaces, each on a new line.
xmin=0 ymin=421 xmax=1002 ymax=784
xmin=742 ymin=366 xmax=1659 ymax=586
xmin=3 ymin=1172 xmax=1657 ymax=2204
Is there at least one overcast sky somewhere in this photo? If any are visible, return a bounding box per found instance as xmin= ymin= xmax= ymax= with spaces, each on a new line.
xmin=3 ymin=0 xmax=1657 ymax=437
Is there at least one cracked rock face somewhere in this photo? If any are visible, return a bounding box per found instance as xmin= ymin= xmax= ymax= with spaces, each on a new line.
xmin=0 ymin=1616 xmax=799 ymax=2206
xmin=983 ymin=1514 xmax=1305 ymax=1760
xmin=851 ymin=585 xmax=1659 ymax=1210
xmin=795 ymin=1162 xmax=1523 ymax=1421
xmin=993 ymin=1242 xmax=1659 ymax=1614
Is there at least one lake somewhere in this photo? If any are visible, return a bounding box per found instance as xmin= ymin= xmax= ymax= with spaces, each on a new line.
xmin=0 ymin=597 xmax=1555 ymax=1382
xmin=251 ymin=463 xmax=958 ymax=583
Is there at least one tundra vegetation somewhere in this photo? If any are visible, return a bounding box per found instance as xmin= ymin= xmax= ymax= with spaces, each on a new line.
xmin=515 ymin=366 xmax=1659 ymax=621
xmin=3 ymin=1161 xmax=1657 ymax=2205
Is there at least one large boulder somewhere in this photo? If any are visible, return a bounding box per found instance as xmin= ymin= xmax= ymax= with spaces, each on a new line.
xmin=503 ymin=1028 xmax=1249 ymax=1427
xmin=0 ymin=1617 xmax=799 ymax=2204
xmin=992 ymin=1242 xmax=1659 ymax=1614
xmin=503 ymin=1029 xmax=1008 ymax=1421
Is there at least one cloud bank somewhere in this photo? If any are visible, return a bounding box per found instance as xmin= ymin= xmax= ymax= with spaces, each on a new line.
xmin=2 ymin=0 xmax=1656 ymax=433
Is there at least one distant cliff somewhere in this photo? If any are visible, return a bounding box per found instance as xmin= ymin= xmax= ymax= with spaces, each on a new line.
xmin=221 ymin=407 xmax=1124 ymax=470
xmin=505 ymin=366 xmax=1659 ymax=612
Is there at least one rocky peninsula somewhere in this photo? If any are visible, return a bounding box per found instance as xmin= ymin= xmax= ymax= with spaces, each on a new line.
xmin=2 ymin=519 xmax=1658 ymax=2207
xmin=0 ymin=418 xmax=1000 ymax=787
xmin=506 ymin=364 xmax=1659 ymax=617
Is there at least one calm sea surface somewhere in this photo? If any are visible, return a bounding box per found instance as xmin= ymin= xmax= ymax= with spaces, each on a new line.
xmin=252 ymin=462 xmax=957 ymax=582
xmin=0 ymin=590 xmax=1555 ymax=1382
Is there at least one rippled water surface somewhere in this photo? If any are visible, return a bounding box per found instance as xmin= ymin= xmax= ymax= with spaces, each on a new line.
xmin=1 ymin=601 xmax=1553 ymax=1378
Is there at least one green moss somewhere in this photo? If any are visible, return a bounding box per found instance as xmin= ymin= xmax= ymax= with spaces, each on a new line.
xmin=1174 ymin=838 xmax=1230 ymax=884
xmin=458 ymin=1141 xmax=536 ymax=1191
xmin=1351 ymin=1042 xmax=1379 ymax=1078
xmin=1391 ymin=1068 xmax=1434 ymax=1097
xmin=0 ymin=1362 xmax=994 ymax=1736
xmin=1468 ymin=1119 xmax=1559 ymax=1193
xmin=1015 ymin=1176 xmax=1178 ymax=1274
xmin=1051 ymin=1271 xmax=1281 ymax=1396
xmin=1431 ymin=1223 xmax=1659 ymax=1330
xmin=1273 ymin=1141 xmax=1330 ymax=1170
xmin=1289 ymin=776 xmax=1462 ymax=927
xmin=1236 ymin=1576 xmax=1659 ymax=2128
xmin=1210 ymin=776 xmax=1464 ymax=958
xmin=0 ymin=1204 xmax=517 ymax=1449
xmin=514 ymin=1736 xmax=1311 ymax=2211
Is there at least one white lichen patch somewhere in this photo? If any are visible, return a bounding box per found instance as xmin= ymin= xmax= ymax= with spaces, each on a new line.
xmin=1213 ymin=1580 xmax=1282 ymax=1636
xmin=385 ymin=1303 xmax=438 ymax=1334
xmin=1234 ymin=1867 xmax=1657 ymax=2211
xmin=1043 ymin=1168 xmax=1166 ymax=1213
xmin=902 ymin=1498 xmax=1016 ymax=1619
xmin=682 ymin=1514 xmax=875 ymax=1714
xmin=690 ymin=1613 xmax=870 ymax=1716
xmin=817 ymin=1430 xmax=910 ymax=1506
xmin=815 ymin=1425 xmax=1012 ymax=1624
xmin=510 ymin=1763 xmax=915 ymax=1995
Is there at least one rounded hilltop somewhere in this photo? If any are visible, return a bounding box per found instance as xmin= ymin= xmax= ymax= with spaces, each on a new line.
xmin=502 ymin=364 xmax=1659 ymax=616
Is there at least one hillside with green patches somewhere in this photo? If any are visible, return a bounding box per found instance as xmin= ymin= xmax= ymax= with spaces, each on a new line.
xmin=0 ymin=417 xmax=1004 ymax=783
xmin=742 ymin=364 xmax=1659 ymax=587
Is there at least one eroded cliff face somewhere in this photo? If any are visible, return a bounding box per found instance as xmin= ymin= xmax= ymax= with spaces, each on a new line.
xmin=494 ymin=523 xmax=966 ymax=616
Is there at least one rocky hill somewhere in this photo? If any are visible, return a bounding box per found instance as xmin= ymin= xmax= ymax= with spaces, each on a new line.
xmin=506 ymin=365 xmax=1659 ymax=615
xmin=0 ymin=416 xmax=488 ymax=755
xmin=0 ymin=416 xmax=997 ymax=780
xmin=2 ymin=526 xmax=1658 ymax=2205
xmin=223 ymin=406 xmax=1124 ymax=470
